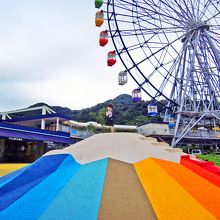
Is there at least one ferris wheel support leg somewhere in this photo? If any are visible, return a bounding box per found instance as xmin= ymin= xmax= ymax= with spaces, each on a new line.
xmin=171 ymin=112 xmax=182 ymax=147
xmin=204 ymin=29 xmax=220 ymax=71
xmin=172 ymin=31 xmax=202 ymax=147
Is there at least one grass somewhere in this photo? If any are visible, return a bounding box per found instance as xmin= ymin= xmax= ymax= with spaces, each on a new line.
xmin=198 ymin=154 xmax=220 ymax=167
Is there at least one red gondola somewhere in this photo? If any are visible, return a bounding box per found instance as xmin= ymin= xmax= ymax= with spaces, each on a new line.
xmin=99 ymin=30 xmax=108 ymax=46
xmin=107 ymin=51 xmax=116 ymax=66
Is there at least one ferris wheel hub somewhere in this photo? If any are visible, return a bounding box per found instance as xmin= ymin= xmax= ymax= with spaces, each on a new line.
xmin=187 ymin=21 xmax=209 ymax=31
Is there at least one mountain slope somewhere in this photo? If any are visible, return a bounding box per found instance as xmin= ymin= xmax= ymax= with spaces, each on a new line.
xmin=28 ymin=94 xmax=166 ymax=125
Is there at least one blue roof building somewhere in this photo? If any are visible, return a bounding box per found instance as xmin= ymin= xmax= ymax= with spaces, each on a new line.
xmin=0 ymin=106 xmax=75 ymax=163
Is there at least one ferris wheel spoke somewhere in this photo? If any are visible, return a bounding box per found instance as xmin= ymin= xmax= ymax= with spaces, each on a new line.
xmin=206 ymin=11 xmax=220 ymax=23
xmin=129 ymin=31 xmax=188 ymax=70
xmin=141 ymin=51 xmax=184 ymax=98
xmin=176 ymin=0 xmax=195 ymax=20
xmin=134 ymin=0 xmax=188 ymax=27
xmin=134 ymin=21 xmax=184 ymax=62
xmin=113 ymin=30 xmax=181 ymax=64
xmin=136 ymin=14 xmax=184 ymax=32
xmin=111 ymin=28 xmax=184 ymax=37
xmin=210 ymin=27 xmax=220 ymax=35
xmin=139 ymin=78 xmax=177 ymax=106
xmin=109 ymin=22 xmax=184 ymax=35
xmin=135 ymin=25 xmax=182 ymax=59
xmin=157 ymin=27 xmax=182 ymax=57
xmin=108 ymin=11 xmax=181 ymax=31
xmin=109 ymin=1 xmax=187 ymax=35
xmin=141 ymin=1 xmax=188 ymax=27
xmin=192 ymin=0 xmax=200 ymax=19
xmin=198 ymin=0 xmax=213 ymax=20
xmin=209 ymin=25 xmax=220 ymax=33
xmin=174 ymin=0 xmax=195 ymax=21
xmin=159 ymin=0 xmax=192 ymax=23
xmin=154 ymin=50 xmax=186 ymax=88
xmin=155 ymin=72 xmax=175 ymax=97
xmin=210 ymin=0 xmax=220 ymax=11
xmin=134 ymin=13 xmax=181 ymax=33
xmin=189 ymin=0 xmax=200 ymax=20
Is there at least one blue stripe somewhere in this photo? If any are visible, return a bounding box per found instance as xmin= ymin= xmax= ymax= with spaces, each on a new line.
xmin=0 ymin=154 xmax=68 ymax=211
xmin=39 ymin=158 xmax=108 ymax=220
xmin=0 ymin=166 xmax=30 ymax=187
xmin=0 ymin=155 xmax=80 ymax=220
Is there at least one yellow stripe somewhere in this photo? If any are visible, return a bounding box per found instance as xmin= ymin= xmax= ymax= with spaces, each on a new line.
xmin=0 ymin=164 xmax=29 ymax=176
xmin=134 ymin=158 xmax=216 ymax=220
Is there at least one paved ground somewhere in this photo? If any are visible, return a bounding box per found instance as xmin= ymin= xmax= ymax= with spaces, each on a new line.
xmin=45 ymin=132 xmax=184 ymax=164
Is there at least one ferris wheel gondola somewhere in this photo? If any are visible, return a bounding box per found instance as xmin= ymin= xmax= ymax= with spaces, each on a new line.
xmin=132 ymin=88 xmax=142 ymax=102
xmin=107 ymin=51 xmax=116 ymax=66
xmin=148 ymin=102 xmax=158 ymax=117
xmin=95 ymin=10 xmax=104 ymax=27
xmin=95 ymin=0 xmax=103 ymax=9
xmin=99 ymin=30 xmax=108 ymax=46
xmin=118 ymin=71 xmax=128 ymax=85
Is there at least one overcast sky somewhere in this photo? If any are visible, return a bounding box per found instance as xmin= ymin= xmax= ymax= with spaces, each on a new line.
xmin=0 ymin=1 xmax=137 ymax=111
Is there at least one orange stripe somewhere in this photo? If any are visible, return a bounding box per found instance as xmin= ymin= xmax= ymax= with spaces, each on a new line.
xmin=134 ymin=158 xmax=216 ymax=220
xmin=154 ymin=158 xmax=220 ymax=219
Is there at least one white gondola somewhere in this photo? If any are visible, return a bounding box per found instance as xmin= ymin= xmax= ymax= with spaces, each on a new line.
xmin=148 ymin=103 xmax=158 ymax=117
xmin=118 ymin=71 xmax=128 ymax=85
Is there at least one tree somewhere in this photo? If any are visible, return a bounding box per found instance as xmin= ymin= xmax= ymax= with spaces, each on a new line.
xmin=97 ymin=108 xmax=106 ymax=125
xmin=89 ymin=108 xmax=106 ymax=125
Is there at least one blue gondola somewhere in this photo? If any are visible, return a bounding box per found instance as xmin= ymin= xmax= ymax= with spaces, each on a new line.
xmin=148 ymin=102 xmax=158 ymax=117
xmin=165 ymin=114 xmax=175 ymax=128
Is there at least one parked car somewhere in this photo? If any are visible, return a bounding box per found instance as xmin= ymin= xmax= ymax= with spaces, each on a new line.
xmin=191 ymin=149 xmax=202 ymax=155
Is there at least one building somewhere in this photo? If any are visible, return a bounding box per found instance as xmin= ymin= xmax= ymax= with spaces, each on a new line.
xmin=68 ymin=120 xmax=137 ymax=139
xmin=0 ymin=106 xmax=75 ymax=163
xmin=137 ymin=120 xmax=220 ymax=150
xmin=137 ymin=121 xmax=169 ymax=136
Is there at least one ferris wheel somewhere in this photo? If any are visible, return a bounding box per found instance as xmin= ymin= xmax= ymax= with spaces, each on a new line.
xmin=95 ymin=0 xmax=220 ymax=147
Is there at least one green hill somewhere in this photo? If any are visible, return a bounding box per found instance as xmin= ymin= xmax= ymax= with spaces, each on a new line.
xmin=28 ymin=94 xmax=167 ymax=125
xmin=53 ymin=94 xmax=166 ymax=125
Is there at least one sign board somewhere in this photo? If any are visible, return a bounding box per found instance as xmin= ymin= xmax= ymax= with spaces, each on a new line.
xmin=8 ymin=137 xmax=23 ymax=141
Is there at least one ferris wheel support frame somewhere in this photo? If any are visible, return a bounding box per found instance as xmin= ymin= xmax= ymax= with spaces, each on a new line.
xmin=171 ymin=28 xmax=220 ymax=147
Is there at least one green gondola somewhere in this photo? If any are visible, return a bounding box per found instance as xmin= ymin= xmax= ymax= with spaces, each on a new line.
xmin=95 ymin=0 xmax=103 ymax=8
